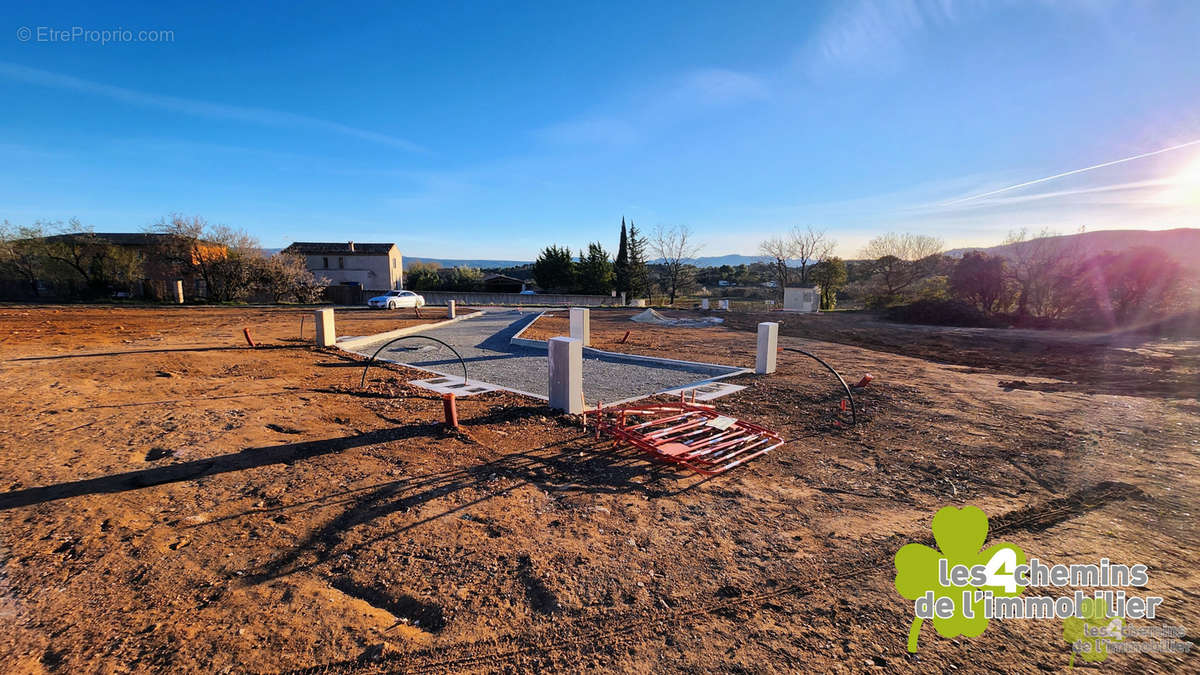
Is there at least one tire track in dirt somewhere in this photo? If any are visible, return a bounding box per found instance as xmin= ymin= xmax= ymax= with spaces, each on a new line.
xmin=273 ymin=481 xmax=1147 ymax=674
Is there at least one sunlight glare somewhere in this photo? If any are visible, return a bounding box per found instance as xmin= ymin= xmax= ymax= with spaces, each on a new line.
xmin=1159 ymin=152 xmax=1200 ymax=206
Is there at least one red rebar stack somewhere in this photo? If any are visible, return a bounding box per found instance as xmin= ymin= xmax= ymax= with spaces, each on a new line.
xmin=582 ymin=398 xmax=783 ymax=475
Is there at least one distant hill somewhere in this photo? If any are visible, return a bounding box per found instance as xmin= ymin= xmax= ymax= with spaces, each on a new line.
xmin=404 ymin=257 xmax=532 ymax=270
xmin=945 ymin=228 xmax=1200 ymax=271
xmin=671 ymin=254 xmax=766 ymax=267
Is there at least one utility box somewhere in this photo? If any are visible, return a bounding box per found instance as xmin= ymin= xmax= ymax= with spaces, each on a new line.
xmin=756 ymin=322 xmax=778 ymax=374
xmin=783 ymin=286 xmax=821 ymax=312
xmin=548 ymin=337 xmax=583 ymax=413
xmin=569 ymin=307 xmax=590 ymax=346
xmin=314 ymin=308 xmax=336 ymax=347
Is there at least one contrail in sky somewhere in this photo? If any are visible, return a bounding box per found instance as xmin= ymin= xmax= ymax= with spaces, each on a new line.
xmin=942 ymin=138 xmax=1200 ymax=205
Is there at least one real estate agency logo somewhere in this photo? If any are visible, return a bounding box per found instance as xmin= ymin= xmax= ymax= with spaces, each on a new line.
xmin=893 ymin=505 xmax=1187 ymax=665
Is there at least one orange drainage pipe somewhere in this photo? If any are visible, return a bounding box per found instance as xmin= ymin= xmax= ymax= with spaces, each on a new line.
xmin=442 ymin=393 xmax=459 ymax=429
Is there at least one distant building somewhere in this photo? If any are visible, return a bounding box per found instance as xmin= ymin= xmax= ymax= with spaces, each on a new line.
xmin=783 ymin=286 xmax=821 ymax=312
xmin=38 ymin=232 xmax=225 ymax=299
xmin=480 ymin=273 xmax=530 ymax=293
xmin=283 ymin=241 xmax=402 ymax=289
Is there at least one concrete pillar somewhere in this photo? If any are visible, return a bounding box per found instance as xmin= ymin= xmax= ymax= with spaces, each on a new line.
xmin=548 ymin=337 xmax=583 ymax=414
xmin=314 ymin=308 xmax=336 ymax=347
xmin=700 ymin=298 xmax=710 ymax=310
xmin=447 ymin=300 xmax=456 ymax=319
xmin=719 ymin=299 xmax=730 ymax=311
xmin=756 ymin=322 xmax=778 ymax=374
xmin=173 ymin=280 xmax=184 ymax=304
xmin=620 ymin=292 xmax=627 ymax=305
xmin=569 ymin=307 xmax=590 ymax=346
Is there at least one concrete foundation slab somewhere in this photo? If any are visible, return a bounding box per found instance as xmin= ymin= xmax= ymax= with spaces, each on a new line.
xmin=343 ymin=310 xmax=746 ymax=405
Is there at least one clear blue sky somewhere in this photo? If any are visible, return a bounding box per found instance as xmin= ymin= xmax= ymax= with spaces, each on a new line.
xmin=3 ymin=1 xmax=1199 ymax=259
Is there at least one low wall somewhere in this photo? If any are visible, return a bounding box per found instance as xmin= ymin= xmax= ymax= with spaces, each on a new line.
xmin=330 ymin=287 xmax=622 ymax=307
xmin=420 ymin=290 xmax=620 ymax=307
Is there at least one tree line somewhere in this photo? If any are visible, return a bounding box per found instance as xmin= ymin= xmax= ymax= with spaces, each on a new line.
xmin=941 ymin=229 xmax=1188 ymax=328
xmin=0 ymin=215 xmax=326 ymax=303
xmin=528 ymin=218 xmax=663 ymax=298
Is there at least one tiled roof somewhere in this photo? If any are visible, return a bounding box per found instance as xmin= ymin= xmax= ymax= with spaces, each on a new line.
xmin=283 ymin=242 xmax=396 ymax=255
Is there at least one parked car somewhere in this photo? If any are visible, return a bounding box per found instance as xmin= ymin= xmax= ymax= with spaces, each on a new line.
xmin=368 ymin=290 xmax=426 ymax=309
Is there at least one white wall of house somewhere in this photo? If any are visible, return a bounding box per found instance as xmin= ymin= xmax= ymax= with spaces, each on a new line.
xmin=305 ymin=250 xmax=403 ymax=289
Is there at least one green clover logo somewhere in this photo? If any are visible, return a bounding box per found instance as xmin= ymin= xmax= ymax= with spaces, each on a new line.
xmin=894 ymin=505 xmax=1026 ymax=652
xmin=1063 ymin=597 xmax=1123 ymax=667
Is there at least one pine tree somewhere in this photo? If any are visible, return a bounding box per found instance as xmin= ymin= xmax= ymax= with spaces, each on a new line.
xmin=578 ymin=242 xmax=614 ymax=294
xmin=627 ymin=221 xmax=650 ymax=299
xmin=533 ymin=245 xmax=576 ymax=293
xmin=615 ymin=218 xmax=630 ymax=295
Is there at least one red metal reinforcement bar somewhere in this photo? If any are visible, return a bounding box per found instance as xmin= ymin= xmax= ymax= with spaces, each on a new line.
xmin=582 ymin=399 xmax=783 ymax=475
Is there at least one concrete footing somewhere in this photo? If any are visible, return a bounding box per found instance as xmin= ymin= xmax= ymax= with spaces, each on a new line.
xmin=756 ymin=321 xmax=778 ymax=374
xmin=315 ymin=308 xmax=336 ymax=347
xmin=569 ymin=307 xmax=590 ymax=346
xmin=548 ymin=336 xmax=583 ymax=413
xmin=447 ymin=300 xmax=456 ymax=319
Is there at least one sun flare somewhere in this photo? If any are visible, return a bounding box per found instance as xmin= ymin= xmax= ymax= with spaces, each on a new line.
xmin=1159 ymin=152 xmax=1200 ymax=206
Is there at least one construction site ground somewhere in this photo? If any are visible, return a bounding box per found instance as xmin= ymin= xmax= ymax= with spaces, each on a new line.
xmin=0 ymin=304 xmax=1195 ymax=673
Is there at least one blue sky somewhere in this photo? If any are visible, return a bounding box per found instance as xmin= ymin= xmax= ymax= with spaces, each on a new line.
xmin=2 ymin=1 xmax=1199 ymax=259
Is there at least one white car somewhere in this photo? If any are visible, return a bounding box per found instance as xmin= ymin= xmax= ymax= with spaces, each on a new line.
xmin=368 ymin=290 xmax=426 ymax=309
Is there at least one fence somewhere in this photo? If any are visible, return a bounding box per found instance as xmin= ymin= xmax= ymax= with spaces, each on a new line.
xmin=322 ymin=286 xmax=623 ymax=307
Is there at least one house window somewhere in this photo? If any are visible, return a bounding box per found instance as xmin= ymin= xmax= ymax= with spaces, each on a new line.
xmin=392 ymin=258 xmax=397 ymax=269
xmin=338 ymin=257 xmax=345 ymax=269
xmin=322 ymin=257 xmax=329 ymax=269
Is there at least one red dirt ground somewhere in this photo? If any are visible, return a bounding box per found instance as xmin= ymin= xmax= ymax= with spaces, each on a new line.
xmin=0 ymin=305 xmax=1195 ymax=673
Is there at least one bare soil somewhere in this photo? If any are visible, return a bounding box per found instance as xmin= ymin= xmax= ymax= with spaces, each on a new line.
xmin=0 ymin=305 xmax=1195 ymax=673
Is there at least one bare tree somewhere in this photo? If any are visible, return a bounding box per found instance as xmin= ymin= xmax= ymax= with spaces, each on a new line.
xmin=650 ymin=224 xmax=702 ymax=304
xmin=0 ymin=221 xmax=48 ymax=296
xmin=258 ymin=252 xmax=328 ymax=303
xmin=758 ymin=234 xmax=793 ymax=302
xmin=860 ymin=232 xmax=943 ymax=262
xmin=40 ymin=220 xmax=143 ymax=293
xmin=859 ymin=232 xmax=944 ymax=300
xmin=152 ymin=214 xmax=263 ymax=302
xmin=1003 ymin=228 xmax=1078 ymax=318
xmin=788 ymin=226 xmax=834 ymax=285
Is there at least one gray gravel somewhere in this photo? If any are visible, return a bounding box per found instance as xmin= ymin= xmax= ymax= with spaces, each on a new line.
xmin=345 ymin=310 xmax=743 ymax=402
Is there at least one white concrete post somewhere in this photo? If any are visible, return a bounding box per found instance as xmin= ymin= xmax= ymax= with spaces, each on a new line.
xmin=569 ymin=307 xmax=590 ymax=346
xmin=718 ymin=299 xmax=730 ymax=311
xmin=447 ymin=300 xmax=456 ymax=319
xmin=174 ymin=280 xmax=184 ymax=304
xmin=548 ymin=337 xmax=583 ymax=414
xmin=620 ymin=292 xmax=627 ymax=305
xmin=700 ymin=298 xmax=710 ymax=310
xmin=756 ymin=322 xmax=778 ymax=374
xmin=315 ymin=308 xmax=336 ymax=347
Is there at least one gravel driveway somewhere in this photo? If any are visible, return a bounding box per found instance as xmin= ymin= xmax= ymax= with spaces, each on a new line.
xmin=344 ymin=310 xmax=744 ymax=403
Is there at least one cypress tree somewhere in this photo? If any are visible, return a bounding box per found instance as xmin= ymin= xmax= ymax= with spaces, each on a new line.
xmin=615 ymin=218 xmax=630 ymax=295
